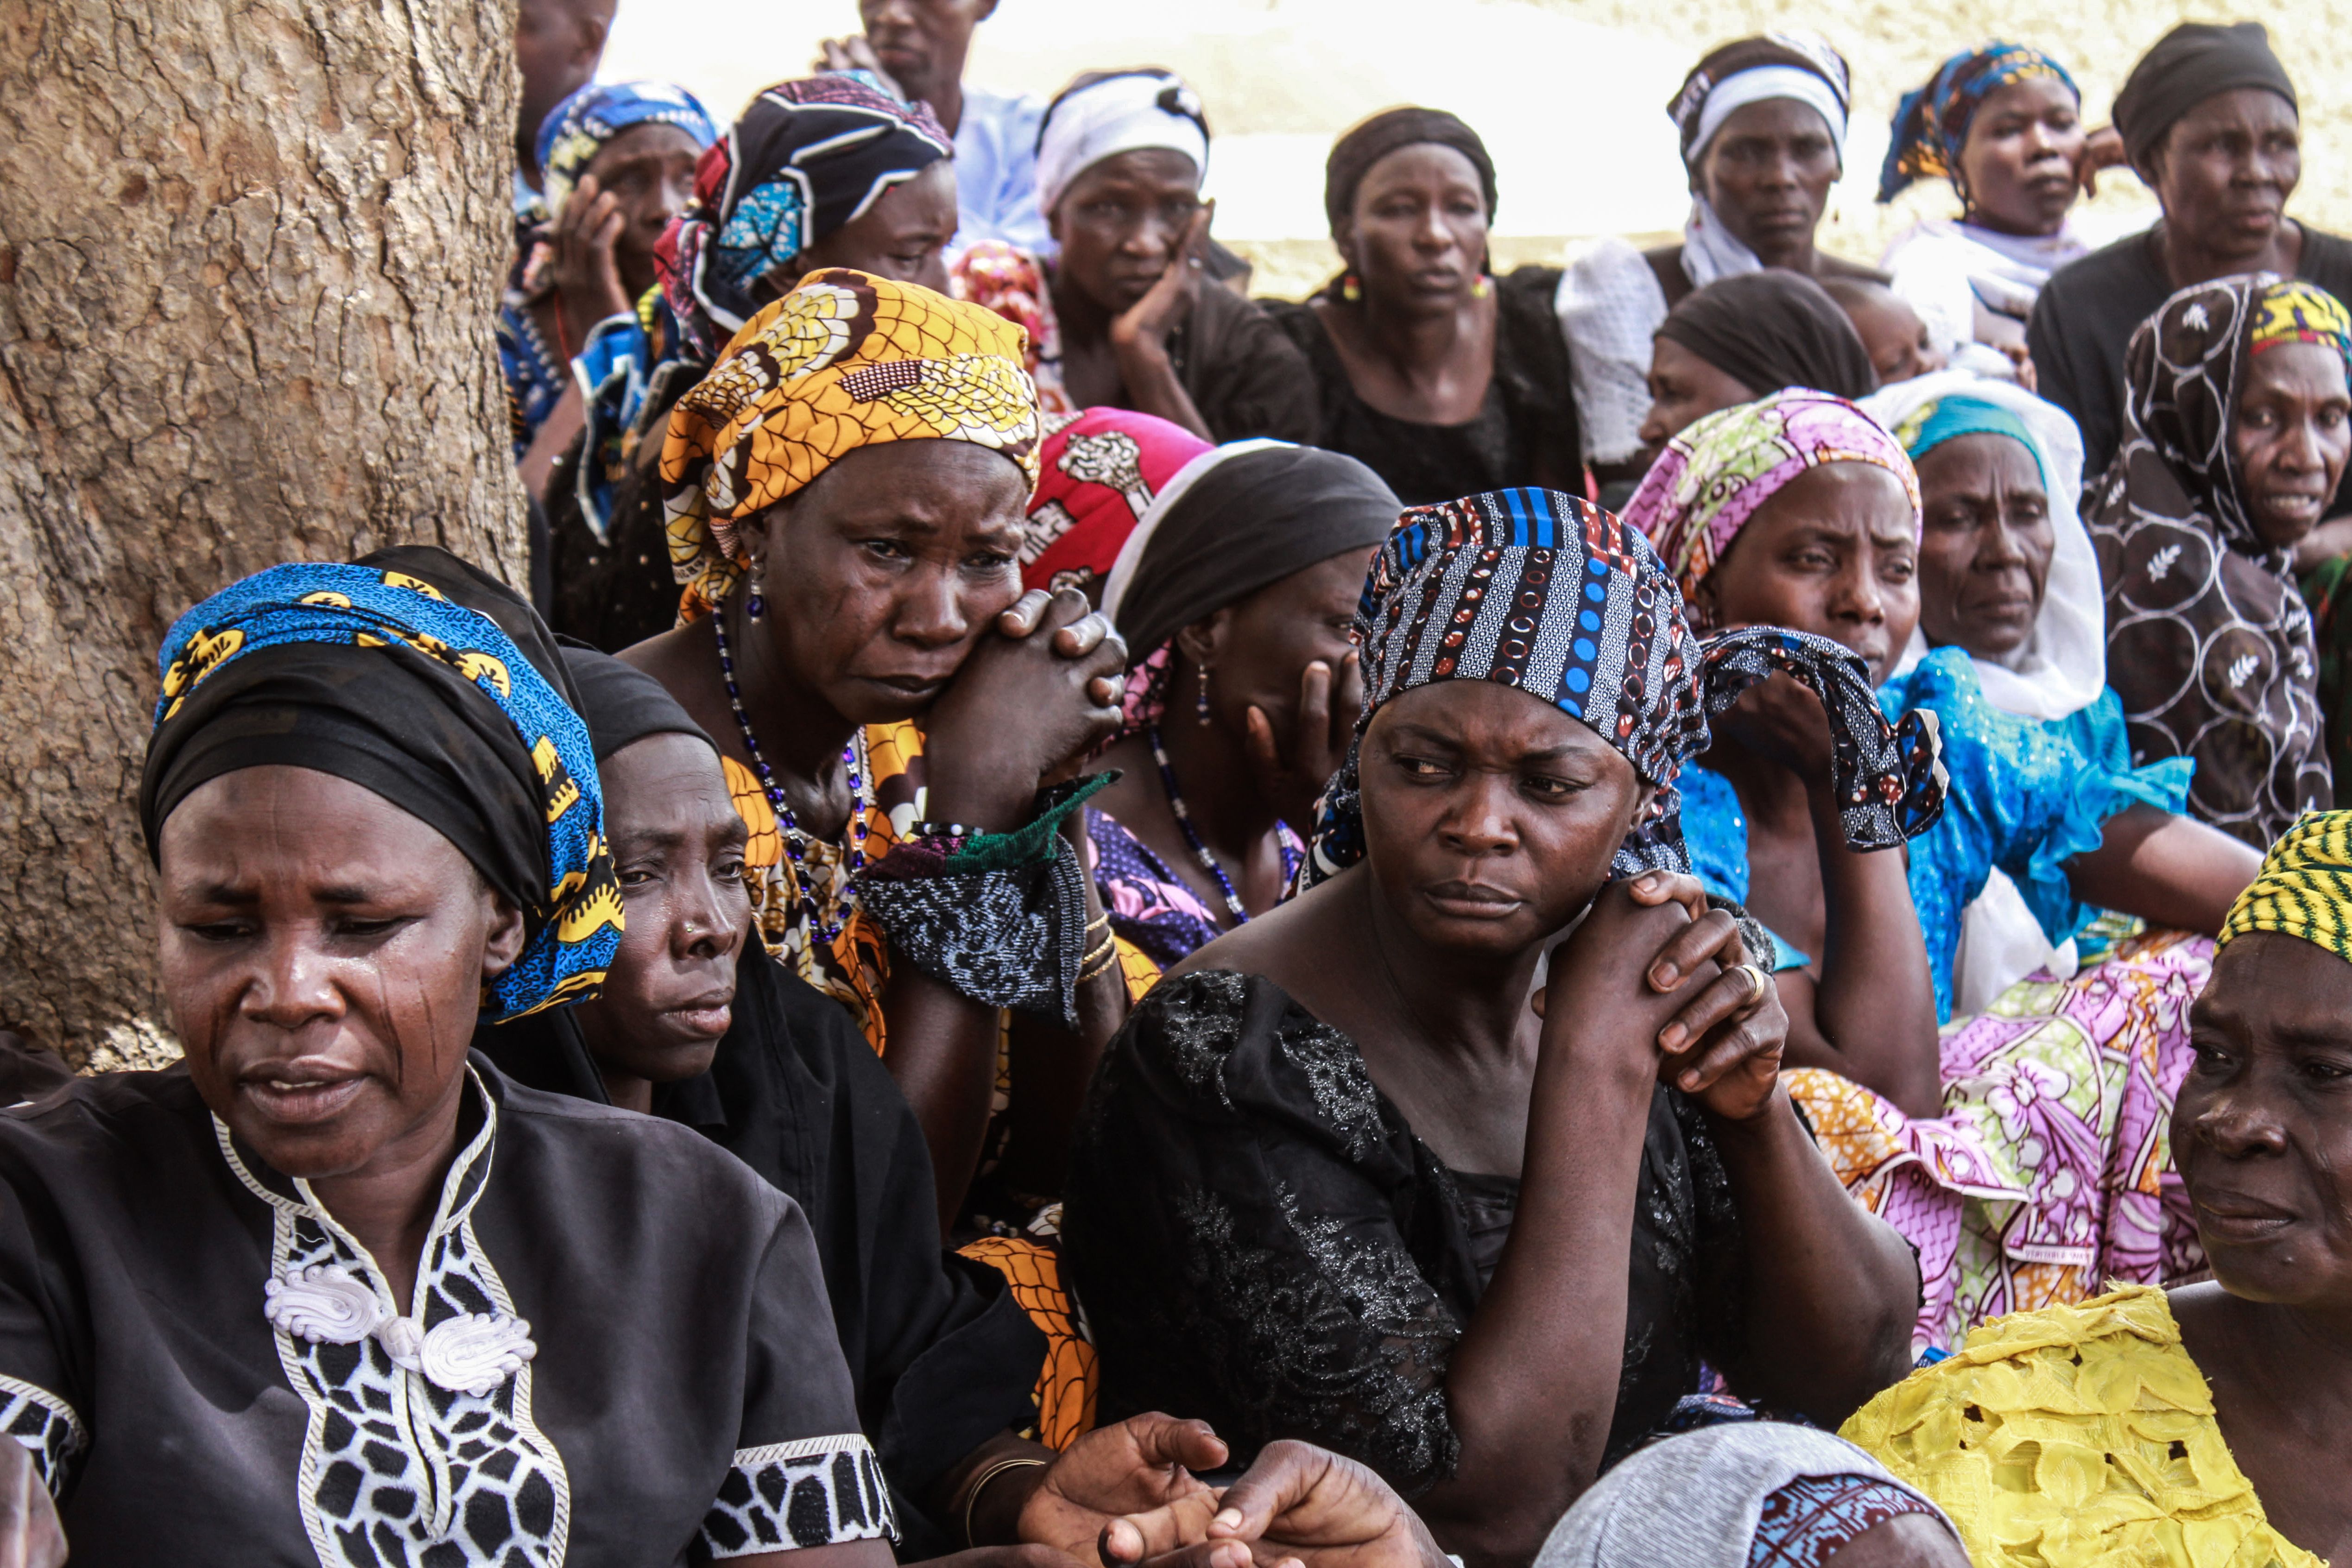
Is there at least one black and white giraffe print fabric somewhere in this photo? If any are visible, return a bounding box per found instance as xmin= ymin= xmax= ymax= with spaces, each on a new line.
xmin=699 ymin=1434 xmax=895 ymax=1557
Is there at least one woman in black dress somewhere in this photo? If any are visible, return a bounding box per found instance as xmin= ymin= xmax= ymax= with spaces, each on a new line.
xmin=0 ymin=546 xmax=889 ymax=1566
xmin=1062 ymin=491 xmax=1924 ymax=1568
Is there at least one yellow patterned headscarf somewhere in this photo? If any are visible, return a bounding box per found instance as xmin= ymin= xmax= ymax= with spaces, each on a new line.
xmin=662 ymin=268 xmax=1042 ymax=620
xmin=2219 ymin=810 xmax=2352 ymax=962
xmin=2248 ymin=279 xmax=2352 ymax=359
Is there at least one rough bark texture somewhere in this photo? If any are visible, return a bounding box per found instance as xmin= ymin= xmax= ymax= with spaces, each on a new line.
xmin=0 ymin=0 xmax=525 ymax=1068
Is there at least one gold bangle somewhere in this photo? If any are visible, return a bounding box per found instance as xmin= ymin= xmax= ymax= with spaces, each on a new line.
xmin=1079 ymin=938 xmax=1121 ymax=982
xmin=961 ymin=1454 xmax=1052 ymax=1548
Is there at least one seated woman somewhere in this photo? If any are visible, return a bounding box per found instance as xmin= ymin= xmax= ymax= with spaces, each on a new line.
xmin=1257 ymin=109 xmax=1580 ymax=505
xmin=955 ymin=69 xmax=1315 ymax=445
xmin=499 ymin=80 xmax=715 ymax=491
xmin=1877 ymin=43 xmax=2091 ymax=377
xmin=633 ymin=268 xmax=1130 ymax=1238
xmin=1626 ymin=389 xmax=2260 ymax=1348
xmin=1060 ymin=488 xmax=1922 ymax=1568
xmin=2092 ymin=275 xmax=2348 ymax=851
xmin=0 ymin=545 xmax=888 ymax=1562
xmin=1845 ymin=811 xmax=2352 ymax=1567
xmin=1634 ymin=268 xmax=1878 ymax=469
xmin=547 ymin=71 xmax=960 ymax=650
xmin=1558 ymin=32 xmax=1882 ymax=480
xmin=482 ymin=645 xmax=1243 ymax=1536
xmin=1087 ymin=437 xmax=1400 ymax=980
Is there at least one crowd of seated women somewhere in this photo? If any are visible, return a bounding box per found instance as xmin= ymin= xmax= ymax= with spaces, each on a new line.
xmin=13 ymin=11 xmax=2352 ymax=1568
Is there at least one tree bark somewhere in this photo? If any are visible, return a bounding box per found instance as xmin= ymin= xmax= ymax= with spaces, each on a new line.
xmin=0 ymin=0 xmax=525 ymax=1068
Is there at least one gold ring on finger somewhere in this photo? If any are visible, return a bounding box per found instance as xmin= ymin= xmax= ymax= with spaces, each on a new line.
xmin=1734 ymin=962 xmax=1771 ymax=1004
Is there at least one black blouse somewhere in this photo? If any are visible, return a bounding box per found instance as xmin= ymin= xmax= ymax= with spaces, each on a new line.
xmin=1059 ymin=970 xmax=1743 ymax=1497
xmin=0 ymin=1059 xmax=886 ymax=1567
xmin=481 ymin=944 xmax=1045 ymax=1556
xmin=1261 ymin=267 xmax=1583 ymax=507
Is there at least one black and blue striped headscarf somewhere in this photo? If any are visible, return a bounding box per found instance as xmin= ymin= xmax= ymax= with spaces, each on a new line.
xmin=1303 ymin=488 xmax=1943 ymax=884
xmin=139 ymin=547 xmax=622 ymax=1021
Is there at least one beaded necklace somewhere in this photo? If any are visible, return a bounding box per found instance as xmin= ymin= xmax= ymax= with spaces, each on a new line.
xmin=1149 ymin=724 xmax=1249 ymax=925
xmin=713 ymin=611 xmax=872 ymax=943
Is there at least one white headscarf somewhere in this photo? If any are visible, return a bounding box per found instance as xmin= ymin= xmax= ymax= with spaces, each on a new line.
xmin=1866 ymin=369 xmax=2099 ymax=1012
xmin=1536 ymin=1424 xmax=1958 ymax=1568
xmin=1865 ymin=369 xmax=2099 ymax=721
xmin=1034 ymin=70 xmax=1209 ymax=220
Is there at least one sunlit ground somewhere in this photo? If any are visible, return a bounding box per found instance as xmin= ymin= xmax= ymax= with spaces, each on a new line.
xmin=603 ymin=0 xmax=2349 ymax=298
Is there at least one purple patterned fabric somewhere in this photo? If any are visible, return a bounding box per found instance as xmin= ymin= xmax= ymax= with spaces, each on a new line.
xmin=1086 ymin=807 xmax=1300 ymax=969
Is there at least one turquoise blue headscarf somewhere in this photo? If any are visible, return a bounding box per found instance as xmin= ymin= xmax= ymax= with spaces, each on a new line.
xmin=1894 ymin=392 xmax=2049 ymax=487
xmin=140 ymin=548 xmax=621 ymax=1022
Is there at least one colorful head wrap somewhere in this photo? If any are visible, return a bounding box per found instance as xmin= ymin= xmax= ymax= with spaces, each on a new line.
xmin=2249 ymin=279 xmax=2352 ymax=359
xmin=139 ymin=547 xmax=621 ymax=1022
xmin=1669 ymin=32 xmax=1852 ymax=169
xmin=1877 ymin=43 xmax=2080 ymax=204
xmin=535 ymin=80 xmax=718 ymax=224
xmin=656 ymin=74 xmax=955 ymax=363
xmin=1022 ymin=408 xmax=1214 ymax=600
xmin=1890 ymin=391 xmax=2048 ymax=488
xmin=1324 ymin=107 xmax=1498 ymax=232
xmin=661 ymin=268 xmax=1043 ymax=620
xmin=2113 ymin=22 xmax=2296 ymax=170
xmin=1035 ymin=69 xmax=1209 ymax=219
xmin=1625 ymin=389 xmax=1923 ymax=605
xmin=2219 ymin=811 xmax=2352 ymax=962
xmin=1301 ymin=489 xmax=1944 ymax=887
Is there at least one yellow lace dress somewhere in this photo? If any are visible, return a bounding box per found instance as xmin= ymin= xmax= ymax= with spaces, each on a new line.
xmin=1841 ymin=1285 xmax=2322 ymax=1568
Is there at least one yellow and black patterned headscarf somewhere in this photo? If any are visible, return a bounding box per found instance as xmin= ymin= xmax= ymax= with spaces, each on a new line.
xmin=2220 ymin=811 xmax=2352 ymax=963
xmin=661 ymin=268 xmax=1042 ymax=620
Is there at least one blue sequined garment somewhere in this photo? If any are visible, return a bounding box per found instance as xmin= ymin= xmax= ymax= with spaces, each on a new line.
xmin=1681 ymin=647 xmax=2194 ymax=1020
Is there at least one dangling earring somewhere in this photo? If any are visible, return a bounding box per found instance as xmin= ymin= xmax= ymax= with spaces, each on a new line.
xmin=745 ymin=577 xmax=765 ymax=621
xmin=1470 ymin=272 xmax=1492 ymax=299
xmin=1196 ymin=664 xmax=1214 ymax=725
xmin=1340 ymin=272 xmax=1362 ymax=303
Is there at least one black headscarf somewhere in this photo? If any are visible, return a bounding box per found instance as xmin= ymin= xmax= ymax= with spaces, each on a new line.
xmin=140 ymin=544 xmax=620 ymax=1021
xmin=1324 ymin=107 xmax=1497 ymax=233
xmin=556 ymin=640 xmax=715 ymax=762
xmin=1655 ymin=269 xmax=1878 ymax=401
xmin=2114 ymin=22 xmax=2297 ymax=168
xmin=1106 ymin=445 xmax=1403 ymax=657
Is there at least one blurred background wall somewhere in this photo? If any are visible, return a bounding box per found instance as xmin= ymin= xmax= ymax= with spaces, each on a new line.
xmin=601 ymin=0 xmax=2351 ymax=297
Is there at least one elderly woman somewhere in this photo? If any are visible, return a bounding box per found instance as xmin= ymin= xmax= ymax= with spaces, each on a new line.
xmin=499 ymin=80 xmax=715 ymax=484
xmin=629 ymin=269 xmax=1129 ymax=1239
xmin=550 ymin=72 xmax=960 ymax=649
xmin=0 ymin=546 xmax=891 ymax=1563
xmin=1062 ymin=488 xmax=1923 ymax=1568
xmin=2093 ymin=275 xmax=2349 ymax=851
xmin=1877 ymin=43 xmax=2091 ymax=376
xmin=1628 ymin=391 xmax=2260 ymax=1349
xmin=1633 ymin=268 xmax=1878 ymax=468
xmin=1558 ymin=32 xmax=1881 ymax=478
xmin=2031 ymin=23 xmax=2352 ymax=486
xmin=1258 ymin=109 xmax=1581 ymax=505
xmin=1845 ymin=810 xmax=2352 ymax=1566
xmin=480 ymin=644 xmax=1251 ymax=1547
xmin=955 ymin=69 xmax=1315 ymax=445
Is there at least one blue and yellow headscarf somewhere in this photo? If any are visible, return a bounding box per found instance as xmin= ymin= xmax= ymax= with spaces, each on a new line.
xmin=2221 ymin=811 xmax=2352 ymax=963
xmin=139 ymin=547 xmax=621 ymax=1021
xmin=1891 ymin=392 xmax=2049 ymax=488
xmin=1878 ymin=43 xmax=2079 ymax=205
xmin=536 ymin=80 xmax=718 ymax=223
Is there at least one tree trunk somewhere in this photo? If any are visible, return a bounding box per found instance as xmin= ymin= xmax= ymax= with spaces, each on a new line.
xmin=0 ymin=0 xmax=525 ymax=1068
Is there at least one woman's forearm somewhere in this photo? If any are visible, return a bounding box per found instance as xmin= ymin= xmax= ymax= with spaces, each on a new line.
xmin=1707 ymin=1089 xmax=1918 ymax=1421
xmin=1110 ymin=341 xmax=1214 ymax=442
xmin=883 ymin=965 xmax=1007 ymax=1236
xmin=2067 ymin=803 xmax=2262 ymax=934
xmin=1000 ymin=816 xmax=1129 ymax=1198
xmin=1410 ymin=1045 xmax=1656 ymax=1568
xmin=1802 ymin=786 xmax=1944 ymax=1119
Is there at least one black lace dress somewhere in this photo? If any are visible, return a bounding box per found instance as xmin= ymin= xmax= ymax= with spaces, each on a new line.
xmin=1059 ymin=968 xmax=1745 ymax=1497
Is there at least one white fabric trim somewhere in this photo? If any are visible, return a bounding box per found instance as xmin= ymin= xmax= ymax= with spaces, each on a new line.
xmin=1035 ymin=72 xmax=1208 ymax=220
xmin=731 ymin=1433 xmax=879 ymax=1468
xmin=1100 ymin=439 xmax=1291 ymax=633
